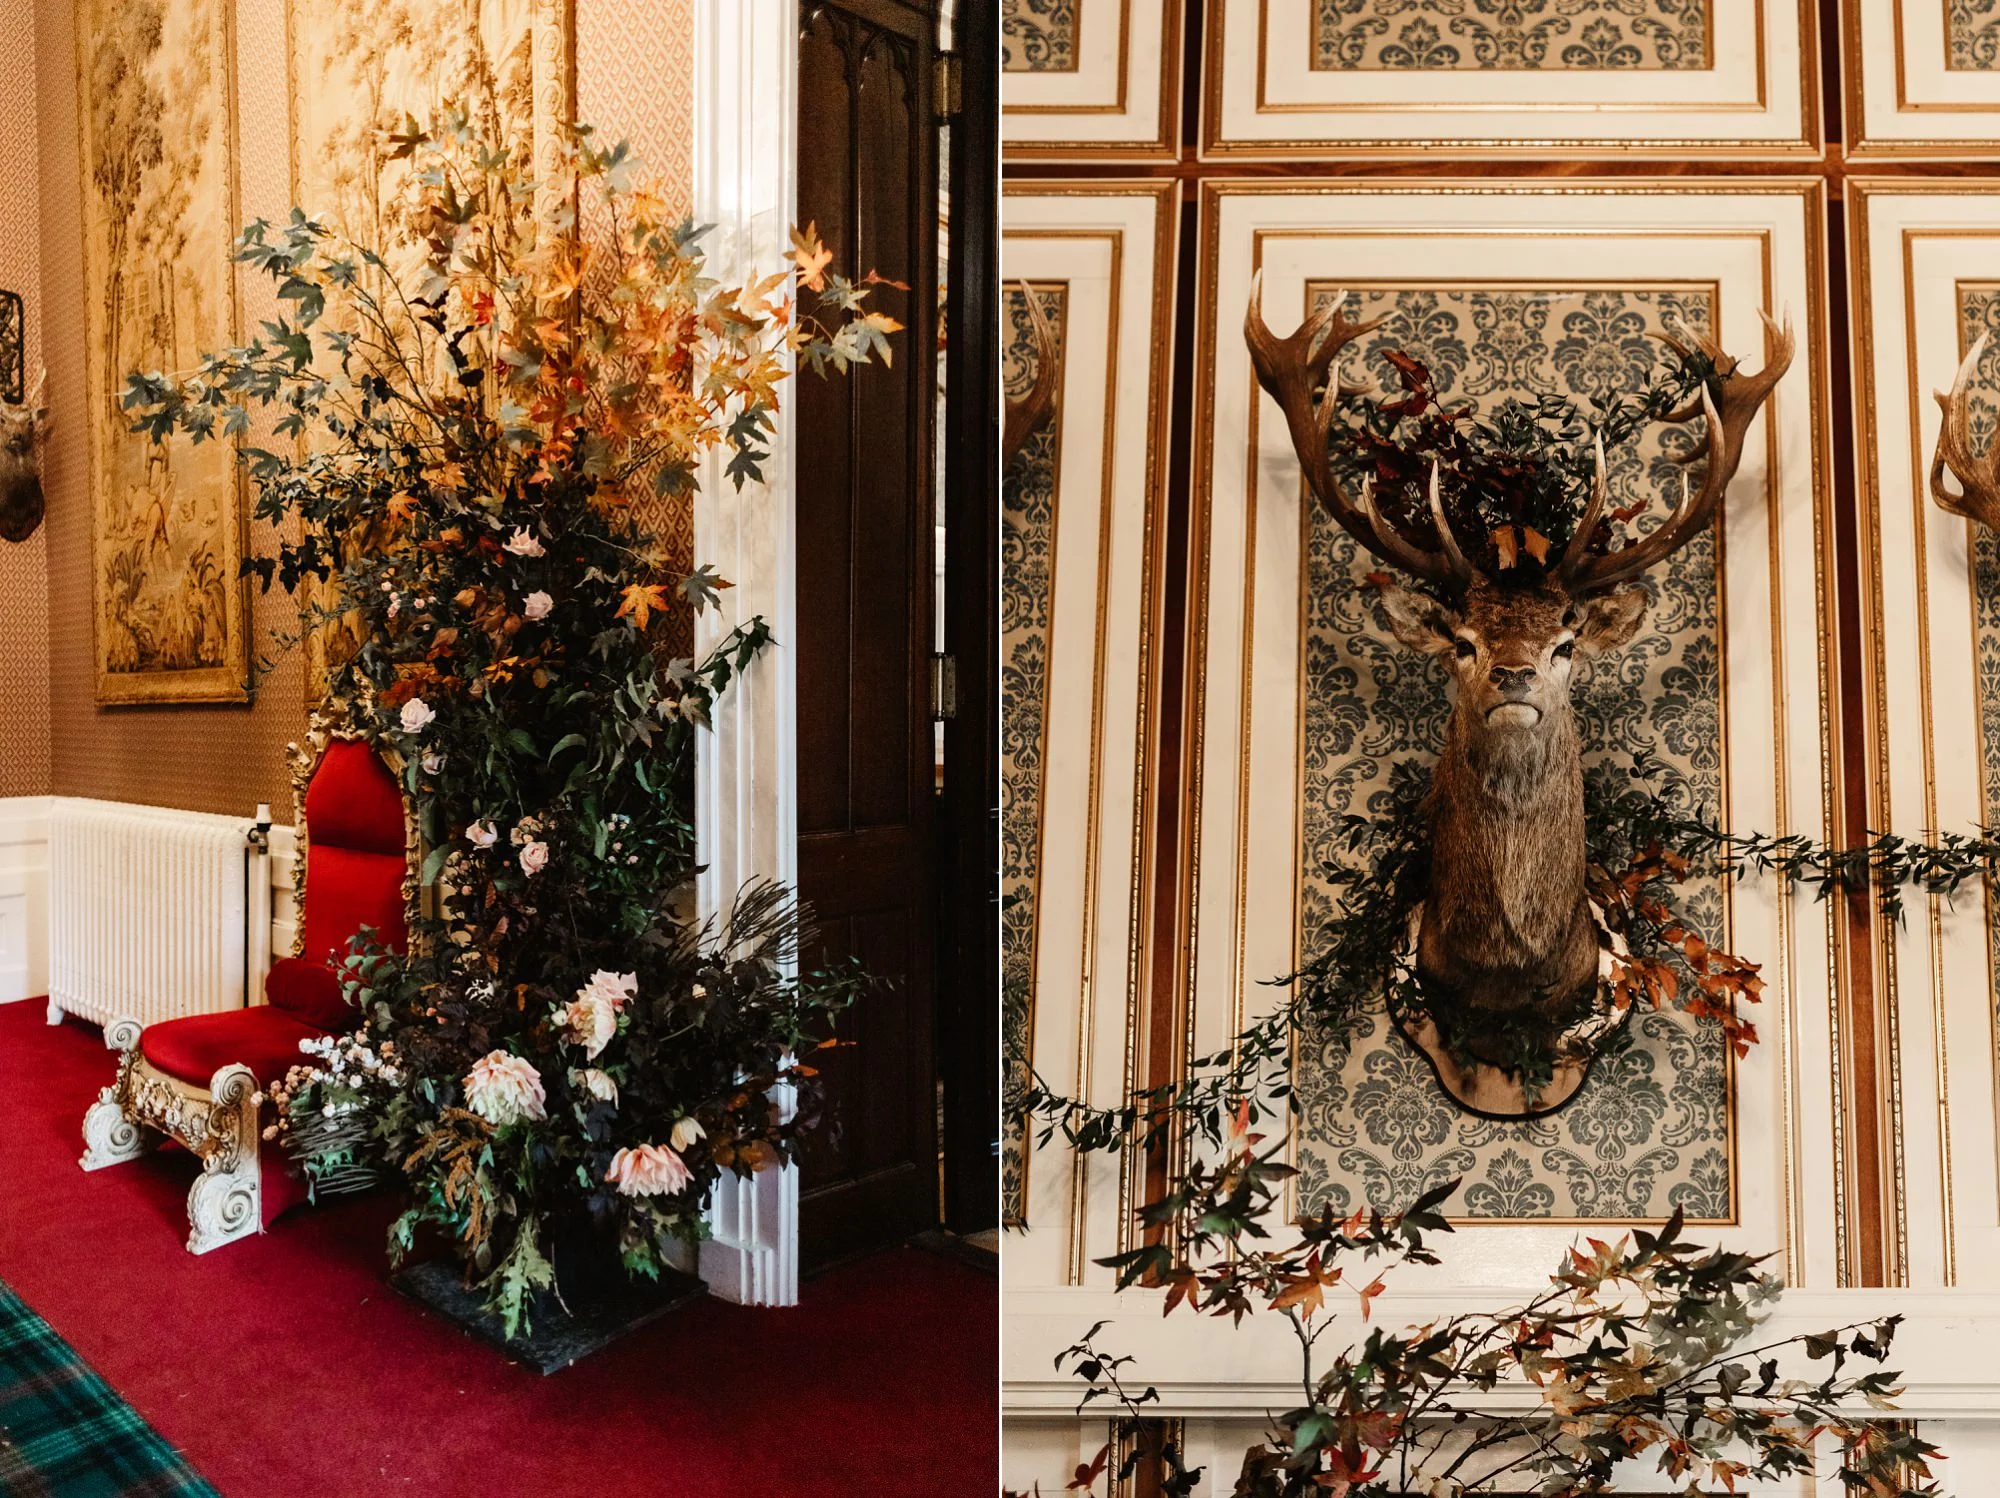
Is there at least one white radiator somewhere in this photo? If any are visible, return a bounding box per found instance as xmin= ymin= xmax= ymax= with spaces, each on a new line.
xmin=46 ymin=798 xmax=256 ymax=1028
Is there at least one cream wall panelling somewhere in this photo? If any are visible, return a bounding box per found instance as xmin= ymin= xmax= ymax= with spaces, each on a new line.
xmin=0 ymin=796 xmax=49 ymax=1004
xmin=1001 ymin=182 xmax=1176 ymax=1291
xmin=1845 ymin=0 xmax=2000 ymax=157
xmin=1187 ymin=181 xmax=1841 ymax=1293
xmin=1850 ymin=183 xmax=2000 ymax=1295
xmin=1201 ymin=0 xmax=1816 ymax=157
xmin=1001 ymin=0 xmax=1181 ymax=159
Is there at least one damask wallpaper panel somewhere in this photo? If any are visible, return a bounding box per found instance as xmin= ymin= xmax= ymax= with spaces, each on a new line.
xmin=1002 ymin=278 xmax=1068 ymax=1231
xmin=1189 ymin=182 xmax=1842 ymax=1296
xmin=1291 ymin=282 xmax=1737 ymax=1227
xmin=1846 ymin=0 xmax=2000 ymax=155
xmin=1309 ymin=0 xmax=1710 ymax=71
xmin=1002 ymin=0 xmax=1078 ymax=71
xmin=1000 ymin=183 xmax=1175 ymax=1290
xmin=1848 ymin=184 xmax=2000 ymax=1291
xmin=1203 ymin=0 xmax=1814 ymax=156
xmin=1001 ymin=0 xmax=1180 ymax=158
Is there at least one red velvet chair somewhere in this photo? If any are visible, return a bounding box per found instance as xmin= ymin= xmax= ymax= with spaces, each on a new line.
xmin=80 ymin=731 xmax=413 ymax=1253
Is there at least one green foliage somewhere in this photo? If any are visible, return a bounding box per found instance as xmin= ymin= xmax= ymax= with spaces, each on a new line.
xmin=1032 ymin=1168 xmax=1940 ymax=1497
xmin=123 ymin=118 xmax=890 ymax=1337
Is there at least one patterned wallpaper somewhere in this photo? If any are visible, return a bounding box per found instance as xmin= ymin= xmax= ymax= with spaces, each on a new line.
xmin=1001 ymin=281 xmax=1067 ymax=1226
xmin=0 ymin=0 xmax=48 ymax=799
xmin=1002 ymin=0 xmax=1077 ymax=71
xmin=1949 ymin=0 xmax=2000 ymax=69
xmin=1312 ymin=0 xmax=1709 ymax=70
xmin=22 ymin=0 xmax=692 ymax=818
xmin=1291 ymin=285 xmax=1736 ymax=1223
xmin=1957 ymin=287 xmax=2000 ymax=1065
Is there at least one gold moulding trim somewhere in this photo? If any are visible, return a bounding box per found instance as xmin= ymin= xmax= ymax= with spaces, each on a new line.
xmin=1194 ymin=192 xmax=1819 ymax=1243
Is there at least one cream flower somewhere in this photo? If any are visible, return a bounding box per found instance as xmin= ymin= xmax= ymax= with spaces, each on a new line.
xmin=572 ymin=1067 xmax=619 ymax=1105
xmin=519 ymin=840 xmax=549 ymax=876
xmin=399 ymin=698 xmax=436 ymax=734
xmin=523 ymin=590 xmax=554 ymax=621
xmin=503 ymin=527 xmax=546 ymax=557
xmin=579 ymin=970 xmax=637 ymax=1010
xmin=606 ymin=1143 xmax=693 ymax=1198
xmin=421 ymin=751 xmax=445 ymax=774
xmin=558 ymin=993 xmax=619 ymax=1058
xmin=557 ymin=971 xmax=634 ymax=1058
xmin=462 ymin=1050 xmax=546 ymax=1126
xmin=670 ymin=1116 xmax=705 ymax=1152
xmin=465 ymin=820 xmax=498 ymax=848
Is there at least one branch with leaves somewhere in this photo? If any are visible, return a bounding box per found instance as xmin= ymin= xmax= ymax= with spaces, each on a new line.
xmin=1031 ymin=1139 xmax=1939 ymax=1498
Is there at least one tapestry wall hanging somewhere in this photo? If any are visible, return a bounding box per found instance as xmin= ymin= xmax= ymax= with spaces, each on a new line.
xmin=284 ymin=0 xmax=575 ymax=695
xmin=76 ymin=0 xmax=247 ymax=704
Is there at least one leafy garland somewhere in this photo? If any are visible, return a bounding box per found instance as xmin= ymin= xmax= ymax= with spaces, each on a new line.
xmin=1009 ymin=308 xmax=1949 ymax=1496
xmin=1017 ymin=750 xmax=2000 ymax=1159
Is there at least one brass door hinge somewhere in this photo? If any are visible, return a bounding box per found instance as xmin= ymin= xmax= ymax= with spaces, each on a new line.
xmin=930 ymin=652 xmax=958 ymax=721
xmin=935 ymin=52 xmax=962 ymax=118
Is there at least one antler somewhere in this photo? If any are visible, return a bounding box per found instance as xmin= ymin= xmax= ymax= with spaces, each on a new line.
xmin=1245 ymin=274 xmax=1473 ymax=593
xmin=1559 ymin=309 xmax=1794 ymax=595
xmin=1930 ymin=331 xmax=2000 ymax=531
xmin=1002 ymin=284 xmax=1060 ymax=466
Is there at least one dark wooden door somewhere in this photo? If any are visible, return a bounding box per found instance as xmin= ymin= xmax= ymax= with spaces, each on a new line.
xmin=794 ymin=0 xmax=942 ymax=1268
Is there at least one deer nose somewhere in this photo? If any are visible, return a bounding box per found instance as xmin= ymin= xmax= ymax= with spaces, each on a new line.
xmin=1489 ymin=664 xmax=1536 ymax=693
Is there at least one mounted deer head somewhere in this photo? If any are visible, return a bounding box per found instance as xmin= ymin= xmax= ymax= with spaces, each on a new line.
xmin=1930 ymin=331 xmax=2000 ymax=533
xmin=1247 ymin=282 xmax=1793 ymax=1074
xmin=1002 ymin=284 xmax=1059 ymax=467
xmin=0 ymin=368 xmax=48 ymax=544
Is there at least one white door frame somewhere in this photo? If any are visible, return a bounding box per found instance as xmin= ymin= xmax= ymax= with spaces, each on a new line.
xmin=690 ymin=0 xmax=803 ymax=1308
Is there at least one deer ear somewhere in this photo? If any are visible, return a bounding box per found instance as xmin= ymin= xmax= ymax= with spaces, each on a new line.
xmin=1572 ymin=587 xmax=1649 ymax=656
xmin=1373 ymin=579 xmax=1460 ymax=656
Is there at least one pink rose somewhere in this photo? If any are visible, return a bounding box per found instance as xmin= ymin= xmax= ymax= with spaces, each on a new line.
xmin=606 ymin=1143 xmax=693 ymax=1197
xmin=519 ymin=840 xmax=549 ymax=876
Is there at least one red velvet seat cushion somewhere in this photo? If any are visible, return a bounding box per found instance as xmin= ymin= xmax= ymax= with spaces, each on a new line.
xmin=141 ymin=1006 xmax=327 ymax=1089
xmin=264 ymin=955 xmax=353 ymax=1031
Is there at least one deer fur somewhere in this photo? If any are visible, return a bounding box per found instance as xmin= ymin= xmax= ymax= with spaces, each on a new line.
xmin=1378 ymin=576 xmax=1648 ymax=1045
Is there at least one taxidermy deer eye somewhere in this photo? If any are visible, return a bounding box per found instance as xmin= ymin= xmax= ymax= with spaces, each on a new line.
xmin=1552 ymin=639 xmax=1575 ymax=662
xmin=1453 ymin=638 xmax=1477 ymax=661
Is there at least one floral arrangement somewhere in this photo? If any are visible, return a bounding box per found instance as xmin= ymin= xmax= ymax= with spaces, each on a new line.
xmin=1017 ymin=1149 xmax=1940 ymax=1496
xmin=125 ymin=116 xmax=891 ymax=1335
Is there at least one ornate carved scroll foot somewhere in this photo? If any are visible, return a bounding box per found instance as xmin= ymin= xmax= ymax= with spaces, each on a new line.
xmin=79 ymin=1087 xmax=158 ymax=1171
xmin=79 ymin=1018 xmax=155 ymax=1170
xmin=185 ymin=1063 xmax=262 ymax=1254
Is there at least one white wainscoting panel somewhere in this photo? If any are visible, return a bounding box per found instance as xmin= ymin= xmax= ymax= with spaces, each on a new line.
xmin=1001 ymin=182 xmax=1178 ymax=1287
xmin=0 ymin=796 xmax=51 ymax=1004
xmin=1850 ymin=183 xmax=2000 ymax=1295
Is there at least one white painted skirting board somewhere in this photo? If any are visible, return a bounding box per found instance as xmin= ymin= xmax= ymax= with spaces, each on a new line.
xmin=0 ymin=796 xmax=52 ymax=1004
xmin=1005 ymin=1285 xmax=2000 ymax=1420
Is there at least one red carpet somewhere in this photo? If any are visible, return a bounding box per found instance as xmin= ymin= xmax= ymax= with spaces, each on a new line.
xmin=0 ymin=1001 xmax=996 ymax=1496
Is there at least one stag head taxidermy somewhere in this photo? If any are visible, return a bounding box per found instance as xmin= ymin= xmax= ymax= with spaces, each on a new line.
xmin=0 ymin=369 xmax=47 ymax=544
xmin=1246 ymin=278 xmax=1793 ymax=1115
xmin=1003 ymin=284 xmax=1060 ymax=468
xmin=1930 ymin=330 xmax=2000 ymax=534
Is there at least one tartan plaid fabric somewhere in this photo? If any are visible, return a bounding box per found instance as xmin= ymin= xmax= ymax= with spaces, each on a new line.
xmin=0 ymin=1281 xmax=217 ymax=1498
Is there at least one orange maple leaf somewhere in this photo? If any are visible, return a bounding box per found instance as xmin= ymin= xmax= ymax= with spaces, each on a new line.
xmin=790 ymin=223 xmax=834 ymax=293
xmin=616 ymin=582 xmax=671 ymax=631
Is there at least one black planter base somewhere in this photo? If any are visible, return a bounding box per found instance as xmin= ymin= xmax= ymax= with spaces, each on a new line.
xmin=390 ymin=1260 xmax=707 ymax=1375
